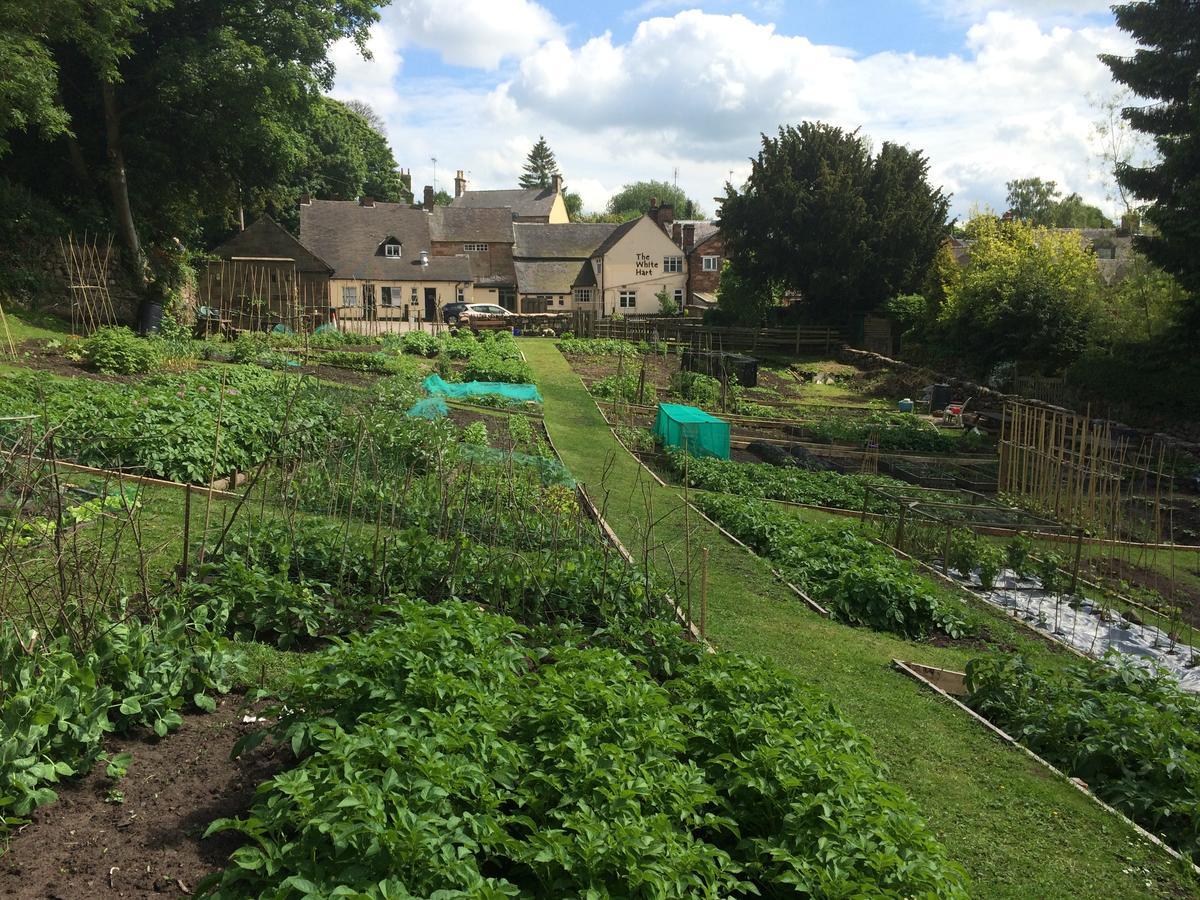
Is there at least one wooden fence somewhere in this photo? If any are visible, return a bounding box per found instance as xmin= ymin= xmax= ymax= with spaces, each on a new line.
xmin=574 ymin=312 xmax=840 ymax=355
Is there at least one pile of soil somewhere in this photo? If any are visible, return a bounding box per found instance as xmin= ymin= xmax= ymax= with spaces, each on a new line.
xmin=0 ymin=694 xmax=284 ymax=899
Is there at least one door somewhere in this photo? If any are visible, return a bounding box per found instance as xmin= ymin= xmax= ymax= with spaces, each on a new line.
xmin=362 ymin=284 xmax=376 ymax=321
xmin=499 ymin=288 xmax=516 ymax=312
xmin=424 ymin=287 xmax=437 ymax=321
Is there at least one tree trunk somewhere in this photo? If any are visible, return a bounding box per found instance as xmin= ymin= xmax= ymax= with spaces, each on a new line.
xmin=54 ymin=87 xmax=92 ymax=190
xmin=100 ymin=78 xmax=145 ymax=290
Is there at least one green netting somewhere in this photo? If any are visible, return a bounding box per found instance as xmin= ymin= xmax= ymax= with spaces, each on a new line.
xmin=423 ymin=373 xmax=542 ymax=404
xmin=407 ymin=397 xmax=449 ymax=419
xmin=653 ymin=403 xmax=730 ymax=459
xmin=457 ymin=443 xmax=575 ymax=487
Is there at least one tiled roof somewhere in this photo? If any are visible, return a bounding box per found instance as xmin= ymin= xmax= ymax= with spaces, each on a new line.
xmin=212 ymin=216 xmax=332 ymax=273
xmin=430 ymin=207 xmax=516 ymax=243
xmin=592 ymin=218 xmax=641 ymax=257
xmin=512 ymin=223 xmax=619 ymax=259
xmin=298 ymin=200 xmax=472 ymax=283
xmin=513 ymin=260 xmax=593 ymax=295
xmin=450 ymin=188 xmax=558 ymax=218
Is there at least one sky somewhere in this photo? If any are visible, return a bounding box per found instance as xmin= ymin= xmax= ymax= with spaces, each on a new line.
xmin=327 ymin=0 xmax=1140 ymax=219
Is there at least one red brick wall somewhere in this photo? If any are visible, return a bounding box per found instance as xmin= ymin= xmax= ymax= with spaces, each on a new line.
xmin=686 ymin=234 xmax=724 ymax=302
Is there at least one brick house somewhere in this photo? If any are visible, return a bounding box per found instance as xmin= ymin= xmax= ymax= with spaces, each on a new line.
xmin=670 ymin=220 xmax=723 ymax=314
xmin=430 ymin=206 xmax=519 ymax=311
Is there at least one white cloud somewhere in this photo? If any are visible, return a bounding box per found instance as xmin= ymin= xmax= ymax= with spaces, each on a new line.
xmin=379 ymin=0 xmax=562 ymax=70
xmin=329 ymin=8 xmax=1136 ymax=218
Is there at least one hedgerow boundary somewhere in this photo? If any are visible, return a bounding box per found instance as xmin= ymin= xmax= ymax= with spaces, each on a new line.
xmin=520 ymin=337 xmax=1192 ymax=900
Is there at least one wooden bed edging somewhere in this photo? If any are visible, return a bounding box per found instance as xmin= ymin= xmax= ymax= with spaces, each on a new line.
xmin=893 ymin=659 xmax=1200 ymax=877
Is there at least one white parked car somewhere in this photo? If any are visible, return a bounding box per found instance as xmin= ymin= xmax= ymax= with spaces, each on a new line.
xmin=444 ymin=303 xmax=513 ymax=326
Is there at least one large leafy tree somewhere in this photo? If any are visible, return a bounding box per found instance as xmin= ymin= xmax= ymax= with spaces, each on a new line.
xmin=1101 ymin=1 xmax=1200 ymax=310
xmin=719 ymin=122 xmax=950 ymax=325
xmin=518 ymin=135 xmax=560 ymax=189
xmin=1005 ymin=178 xmax=1112 ymax=227
xmin=938 ymin=217 xmax=1100 ymax=375
xmin=606 ymin=180 xmax=703 ymax=220
xmin=0 ymin=0 xmax=383 ymax=300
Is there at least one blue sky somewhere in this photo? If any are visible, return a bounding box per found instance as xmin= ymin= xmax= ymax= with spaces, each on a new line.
xmin=329 ymin=1 xmax=1138 ymax=217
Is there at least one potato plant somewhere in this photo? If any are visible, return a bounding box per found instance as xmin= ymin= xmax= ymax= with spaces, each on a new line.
xmin=203 ymin=600 xmax=967 ymax=898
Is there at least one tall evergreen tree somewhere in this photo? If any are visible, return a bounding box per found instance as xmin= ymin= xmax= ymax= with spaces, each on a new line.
xmin=1101 ymin=1 xmax=1200 ymax=310
xmin=519 ymin=135 xmax=560 ymax=189
xmin=719 ymin=123 xmax=950 ymax=325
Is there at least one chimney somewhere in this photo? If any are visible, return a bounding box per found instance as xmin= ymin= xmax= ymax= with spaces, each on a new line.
xmin=423 ymin=185 xmax=434 ymax=211
xmin=551 ymin=173 xmax=563 ymax=194
xmin=659 ymin=203 xmax=674 ymax=232
xmin=359 ymin=196 xmax=375 ymax=207
xmin=672 ymin=222 xmax=682 ymax=247
xmin=299 ymin=193 xmax=311 ymax=206
xmin=454 ymin=169 xmax=467 ymax=198
xmin=682 ymin=223 xmax=695 ymax=250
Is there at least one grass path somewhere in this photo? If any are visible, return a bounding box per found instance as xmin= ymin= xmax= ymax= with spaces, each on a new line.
xmin=523 ymin=338 xmax=1190 ymax=899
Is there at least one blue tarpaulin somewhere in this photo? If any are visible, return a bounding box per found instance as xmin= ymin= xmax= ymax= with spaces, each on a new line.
xmin=422 ymin=373 xmax=542 ymax=404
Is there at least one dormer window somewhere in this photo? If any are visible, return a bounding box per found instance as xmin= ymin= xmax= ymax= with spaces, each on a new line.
xmin=385 ymin=242 xmax=402 ymax=258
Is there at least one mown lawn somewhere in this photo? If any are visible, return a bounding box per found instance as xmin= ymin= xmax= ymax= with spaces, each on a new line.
xmin=522 ymin=337 xmax=1194 ymax=899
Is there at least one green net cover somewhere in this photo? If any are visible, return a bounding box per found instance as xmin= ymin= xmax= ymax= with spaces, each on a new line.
xmin=457 ymin=443 xmax=575 ymax=487
xmin=423 ymin=373 xmax=543 ymax=404
xmin=653 ymin=403 xmax=730 ymax=459
xmin=407 ymin=397 xmax=449 ymax=419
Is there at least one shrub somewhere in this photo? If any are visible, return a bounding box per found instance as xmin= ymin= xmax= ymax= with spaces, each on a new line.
xmin=670 ymin=371 xmax=742 ymax=408
xmin=591 ymin=373 xmax=655 ymax=404
xmin=461 ymin=420 xmax=489 ymax=446
xmin=80 ymin=327 xmax=159 ymax=375
xmin=398 ymin=330 xmax=439 ymax=357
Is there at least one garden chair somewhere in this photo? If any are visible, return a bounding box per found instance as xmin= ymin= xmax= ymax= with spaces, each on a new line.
xmin=942 ymin=396 xmax=972 ymax=428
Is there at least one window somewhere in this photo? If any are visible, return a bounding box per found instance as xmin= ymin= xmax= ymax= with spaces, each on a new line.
xmin=558 ymin=297 xmax=564 ymax=306
xmin=664 ymin=255 xmax=683 ymax=273
xmin=618 ymin=290 xmax=636 ymax=309
xmin=1094 ymin=244 xmax=1116 ymax=259
xmin=463 ymin=243 xmax=488 ymax=252
xmin=702 ymin=255 xmax=719 ymax=272
xmin=410 ymin=287 xmax=419 ymax=305
xmin=574 ymin=288 xmax=593 ymax=304
xmin=342 ymin=285 xmax=358 ymax=306
xmin=673 ymin=289 xmax=683 ymax=305
xmin=594 ymin=259 xmax=602 ymax=273
xmin=384 ymin=242 xmax=401 ymax=258
xmin=457 ymin=286 xmax=465 ymax=303
xmin=381 ymin=286 xmax=393 ymax=307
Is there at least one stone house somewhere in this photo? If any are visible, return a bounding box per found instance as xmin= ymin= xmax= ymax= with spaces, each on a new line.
xmin=448 ymin=170 xmax=570 ymax=223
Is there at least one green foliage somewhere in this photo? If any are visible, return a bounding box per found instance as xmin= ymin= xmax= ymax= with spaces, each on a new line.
xmin=1102 ymin=3 xmax=1200 ymax=304
xmin=1005 ymin=534 xmax=1034 ymax=578
xmin=719 ymin=122 xmax=950 ymax=324
xmin=591 ymin=373 xmax=656 ymax=405
xmin=606 ymin=180 xmax=703 ymax=220
xmin=670 ymin=371 xmax=741 ymax=408
xmin=204 ymin=600 xmax=965 ymax=897
xmin=316 ymin=350 xmax=397 ymax=373
xmin=0 ymin=367 xmax=342 ymax=483
xmin=80 ymin=327 xmax=160 ymax=375
xmin=461 ymin=352 xmax=534 ymax=385
xmin=967 ymin=652 xmax=1200 ymax=861
xmin=715 ymin=258 xmax=781 ymax=326
xmin=0 ymin=598 xmax=235 ymax=832
xmin=397 ymin=329 xmax=439 ymax=357
xmin=808 ymin=410 xmax=978 ymax=453
xmin=461 ymin=420 xmax=489 ymax=446
xmin=519 ymin=135 xmax=560 ymax=190
xmin=937 ymin=216 xmax=1100 ymax=375
xmin=556 ymin=337 xmax=639 ymax=357
xmin=700 ymin=494 xmax=968 ymax=639
xmin=666 ymin=448 xmax=911 ymax=513
xmin=1005 ymin=178 xmax=1113 ymax=228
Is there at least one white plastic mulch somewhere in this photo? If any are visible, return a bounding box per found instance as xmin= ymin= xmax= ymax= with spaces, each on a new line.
xmin=951 ymin=567 xmax=1200 ymax=692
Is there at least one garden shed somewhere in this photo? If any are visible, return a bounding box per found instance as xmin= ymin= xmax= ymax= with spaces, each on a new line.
xmin=653 ymin=403 xmax=730 ymax=459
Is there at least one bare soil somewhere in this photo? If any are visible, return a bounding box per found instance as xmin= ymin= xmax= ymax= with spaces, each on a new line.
xmin=1084 ymin=556 xmax=1200 ymax=625
xmin=448 ymin=408 xmax=518 ymax=451
xmin=0 ymin=694 xmax=284 ymax=899
xmin=11 ymin=339 xmax=140 ymax=384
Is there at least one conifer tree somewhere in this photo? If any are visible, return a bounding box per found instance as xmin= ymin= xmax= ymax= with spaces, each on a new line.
xmin=1101 ymin=1 xmax=1200 ymax=308
xmin=519 ymin=136 xmax=561 ymax=189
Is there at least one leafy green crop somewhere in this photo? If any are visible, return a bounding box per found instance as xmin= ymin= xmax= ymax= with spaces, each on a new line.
xmin=967 ymin=653 xmax=1200 ymax=861
xmin=557 ymin=337 xmax=639 ymax=357
xmin=80 ymin=326 xmax=160 ymax=375
xmin=204 ymin=600 xmax=966 ymax=897
xmin=699 ymin=494 xmax=969 ymax=639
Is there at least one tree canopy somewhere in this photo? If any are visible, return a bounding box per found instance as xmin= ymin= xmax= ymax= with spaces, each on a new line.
xmin=1101 ymin=0 xmax=1200 ymax=315
xmin=0 ymin=0 xmax=385 ymax=298
xmin=518 ymin=136 xmax=560 ymax=190
xmin=718 ymin=122 xmax=950 ymax=325
xmin=1005 ymin=178 xmax=1113 ymax=228
xmin=606 ymin=180 xmax=703 ymax=220
xmin=936 ymin=217 xmax=1100 ymax=375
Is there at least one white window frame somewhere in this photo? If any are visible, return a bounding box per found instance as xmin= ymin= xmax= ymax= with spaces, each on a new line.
xmin=574 ymin=287 xmax=592 ymax=304
xmin=342 ymin=285 xmax=358 ymax=306
xmin=381 ymin=286 xmax=393 ymax=307
xmin=410 ymin=287 xmax=419 ymax=305
xmin=463 ymin=243 xmax=488 ymax=252
xmin=663 ymin=255 xmax=683 ymax=273
xmin=673 ymin=288 xmax=683 ymax=304
xmin=457 ymin=286 xmax=465 ymax=303
xmin=618 ymin=290 xmax=636 ymax=309
xmin=385 ymin=242 xmax=401 ymax=258
xmin=702 ymin=255 xmax=719 ymax=272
